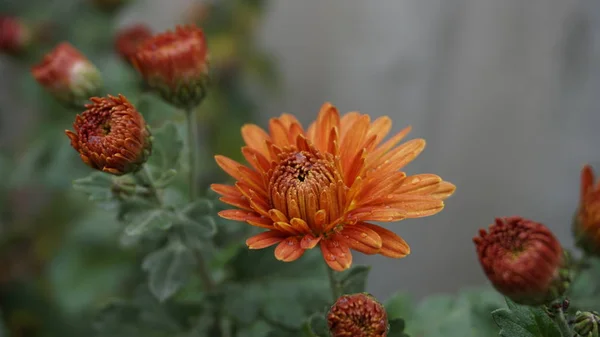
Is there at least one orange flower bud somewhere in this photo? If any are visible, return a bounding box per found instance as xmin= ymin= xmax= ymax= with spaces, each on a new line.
xmin=0 ymin=16 xmax=32 ymax=55
xmin=574 ymin=165 xmax=600 ymax=256
xmin=473 ymin=216 xmax=570 ymax=306
xmin=114 ymin=24 xmax=152 ymax=65
xmin=31 ymin=42 xmax=103 ymax=108
xmin=328 ymin=293 xmax=389 ymax=337
xmin=65 ymin=94 xmax=151 ymax=175
xmin=131 ymin=25 xmax=209 ymax=110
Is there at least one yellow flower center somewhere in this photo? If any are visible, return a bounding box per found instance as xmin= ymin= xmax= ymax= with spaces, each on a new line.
xmin=269 ymin=149 xmax=345 ymax=232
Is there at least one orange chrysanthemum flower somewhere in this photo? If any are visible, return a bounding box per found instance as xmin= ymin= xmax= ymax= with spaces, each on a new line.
xmin=131 ymin=25 xmax=209 ymax=110
xmin=212 ymin=103 xmax=456 ymax=271
xmin=31 ymin=42 xmax=102 ymax=108
xmin=574 ymin=165 xmax=600 ymax=256
xmin=65 ymin=94 xmax=152 ymax=175
xmin=114 ymin=24 xmax=152 ymax=65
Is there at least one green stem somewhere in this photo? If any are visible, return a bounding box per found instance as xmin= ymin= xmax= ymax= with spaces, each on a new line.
xmin=186 ymin=109 xmax=200 ymax=200
xmin=326 ymin=264 xmax=341 ymax=301
xmin=184 ymin=107 xmax=215 ymax=292
xmin=134 ymin=166 xmax=161 ymax=205
xmin=553 ymin=309 xmax=572 ymax=337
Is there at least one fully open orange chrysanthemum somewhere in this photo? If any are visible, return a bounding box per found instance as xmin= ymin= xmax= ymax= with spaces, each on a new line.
xmin=212 ymin=103 xmax=456 ymax=270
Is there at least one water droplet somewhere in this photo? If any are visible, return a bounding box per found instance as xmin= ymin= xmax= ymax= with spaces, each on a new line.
xmin=287 ymin=240 xmax=295 ymax=246
xmin=332 ymin=241 xmax=339 ymax=247
xmin=327 ymin=254 xmax=336 ymax=261
xmin=360 ymin=233 xmax=368 ymax=238
xmin=411 ymin=177 xmax=420 ymax=184
xmin=339 ymin=253 xmax=346 ymax=258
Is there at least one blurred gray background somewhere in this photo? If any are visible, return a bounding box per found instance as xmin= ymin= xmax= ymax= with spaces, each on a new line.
xmin=5 ymin=0 xmax=600 ymax=300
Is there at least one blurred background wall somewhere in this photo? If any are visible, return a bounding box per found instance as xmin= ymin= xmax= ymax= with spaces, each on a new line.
xmin=5 ymin=0 xmax=600 ymax=300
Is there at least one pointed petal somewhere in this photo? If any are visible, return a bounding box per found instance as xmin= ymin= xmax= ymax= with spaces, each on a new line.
xmin=242 ymin=146 xmax=271 ymax=173
xmin=361 ymin=223 xmax=410 ymax=258
xmin=300 ymin=234 xmax=321 ymax=249
xmin=320 ymin=235 xmax=353 ymax=271
xmin=366 ymin=126 xmax=412 ymax=167
xmin=310 ymin=102 xmax=340 ymax=153
xmin=346 ymin=207 xmax=407 ymax=223
xmin=219 ymin=196 xmax=252 ymax=211
xmin=215 ymin=155 xmax=266 ymax=194
xmin=367 ymin=116 xmax=392 ymax=148
xmin=395 ymin=174 xmax=442 ymax=195
xmin=340 ymin=223 xmax=382 ymax=255
xmin=274 ymin=237 xmax=305 ymax=262
xmin=211 ymin=184 xmax=242 ymax=198
xmin=340 ymin=114 xmax=370 ymax=172
xmin=241 ymin=124 xmax=271 ymax=159
xmin=290 ymin=218 xmax=312 ymax=234
xmin=431 ymin=181 xmax=456 ymax=200
xmin=219 ymin=210 xmax=273 ymax=228
xmin=373 ymin=139 xmax=426 ymax=175
xmin=339 ymin=111 xmax=361 ymax=140
xmin=268 ymin=209 xmax=289 ymax=223
xmin=247 ymin=231 xmax=287 ymax=249
xmin=582 ymin=165 xmax=595 ymax=199
xmin=387 ymin=195 xmax=445 ymax=218
xmin=269 ymin=118 xmax=292 ymax=147
xmin=274 ymin=222 xmax=302 ymax=235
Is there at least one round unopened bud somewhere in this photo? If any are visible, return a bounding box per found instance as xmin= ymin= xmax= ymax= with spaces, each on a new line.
xmin=473 ymin=216 xmax=570 ymax=306
xmin=0 ymin=16 xmax=32 ymax=55
xmin=327 ymin=293 xmax=388 ymax=337
xmin=131 ymin=25 xmax=209 ymax=110
xmin=114 ymin=24 xmax=152 ymax=65
xmin=574 ymin=311 xmax=600 ymax=337
xmin=31 ymin=42 xmax=103 ymax=108
xmin=65 ymin=94 xmax=152 ymax=175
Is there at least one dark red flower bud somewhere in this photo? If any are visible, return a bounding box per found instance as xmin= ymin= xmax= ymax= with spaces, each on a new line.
xmin=0 ymin=16 xmax=32 ymax=55
xmin=574 ymin=165 xmax=600 ymax=256
xmin=328 ymin=293 xmax=389 ymax=337
xmin=65 ymin=94 xmax=151 ymax=175
xmin=473 ymin=216 xmax=570 ymax=305
xmin=114 ymin=24 xmax=152 ymax=65
xmin=31 ymin=42 xmax=103 ymax=108
xmin=131 ymin=25 xmax=209 ymax=110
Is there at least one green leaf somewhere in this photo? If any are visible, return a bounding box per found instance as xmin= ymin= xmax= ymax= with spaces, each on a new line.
xmin=142 ymin=239 xmax=196 ymax=302
xmin=491 ymin=298 xmax=561 ymax=337
xmin=385 ymin=292 xmax=414 ymax=321
xmin=567 ymin=258 xmax=600 ymax=311
xmin=306 ymin=312 xmax=329 ymax=337
xmin=237 ymin=320 xmax=274 ymax=337
xmin=146 ymin=121 xmax=184 ymax=180
xmin=388 ymin=318 xmax=410 ymax=337
xmin=123 ymin=208 xmax=175 ymax=237
xmin=72 ymin=172 xmax=114 ymax=202
xmin=336 ymin=265 xmax=370 ymax=294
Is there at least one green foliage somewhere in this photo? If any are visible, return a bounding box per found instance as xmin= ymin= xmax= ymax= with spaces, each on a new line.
xmin=568 ymin=258 xmax=600 ymax=312
xmin=491 ymin=298 xmax=561 ymax=337
xmin=388 ymin=318 xmax=410 ymax=337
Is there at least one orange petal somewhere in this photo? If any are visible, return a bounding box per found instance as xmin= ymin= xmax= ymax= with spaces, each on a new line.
xmin=241 ymin=146 xmax=271 ymax=173
xmin=241 ymin=124 xmax=271 ymax=159
xmin=340 ymin=223 xmax=382 ymax=255
xmin=269 ymin=118 xmax=292 ymax=147
xmin=346 ymin=207 xmax=407 ymax=223
xmin=360 ymin=223 xmax=410 ymax=258
xmin=274 ymin=222 xmax=302 ymax=235
xmin=310 ymin=102 xmax=340 ymax=153
xmin=582 ymin=165 xmax=595 ymax=199
xmin=211 ymin=184 xmax=242 ymax=198
xmin=300 ymin=234 xmax=321 ymax=249
xmin=247 ymin=231 xmax=287 ymax=249
xmin=269 ymin=209 xmax=289 ymax=223
xmin=387 ymin=195 xmax=445 ymax=218
xmin=219 ymin=210 xmax=273 ymax=229
xmin=340 ymin=114 xmax=370 ymax=173
xmin=219 ymin=196 xmax=253 ymax=211
xmin=290 ymin=218 xmax=312 ymax=234
xmin=339 ymin=111 xmax=361 ymax=141
xmin=320 ymin=235 xmax=353 ymax=271
xmin=274 ymin=237 xmax=305 ymax=262
xmin=215 ymin=155 xmax=266 ymax=195
xmin=367 ymin=116 xmax=392 ymax=149
xmin=431 ymin=181 xmax=456 ymax=200
xmin=365 ymin=126 xmax=412 ymax=168
xmin=395 ymin=174 xmax=442 ymax=195
xmin=374 ymin=138 xmax=426 ymax=175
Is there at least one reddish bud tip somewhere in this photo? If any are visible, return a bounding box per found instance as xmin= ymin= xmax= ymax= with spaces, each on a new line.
xmin=114 ymin=24 xmax=152 ymax=65
xmin=574 ymin=165 xmax=600 ymax=257
xmin=0 ymin=16 xmax=32 ymax=55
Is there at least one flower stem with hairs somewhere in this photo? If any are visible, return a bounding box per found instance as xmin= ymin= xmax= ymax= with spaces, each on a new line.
xmin=327 ymin=264 xmax=341 ymax=301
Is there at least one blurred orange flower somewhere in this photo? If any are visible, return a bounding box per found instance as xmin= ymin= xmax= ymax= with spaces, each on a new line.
xmin=212 ymin=103 xmax=455 ymax=271
xmin=574 ymin=165 xmax=600 ymax=256
xmin=0 ymin=16 xmax=32 ymax=54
